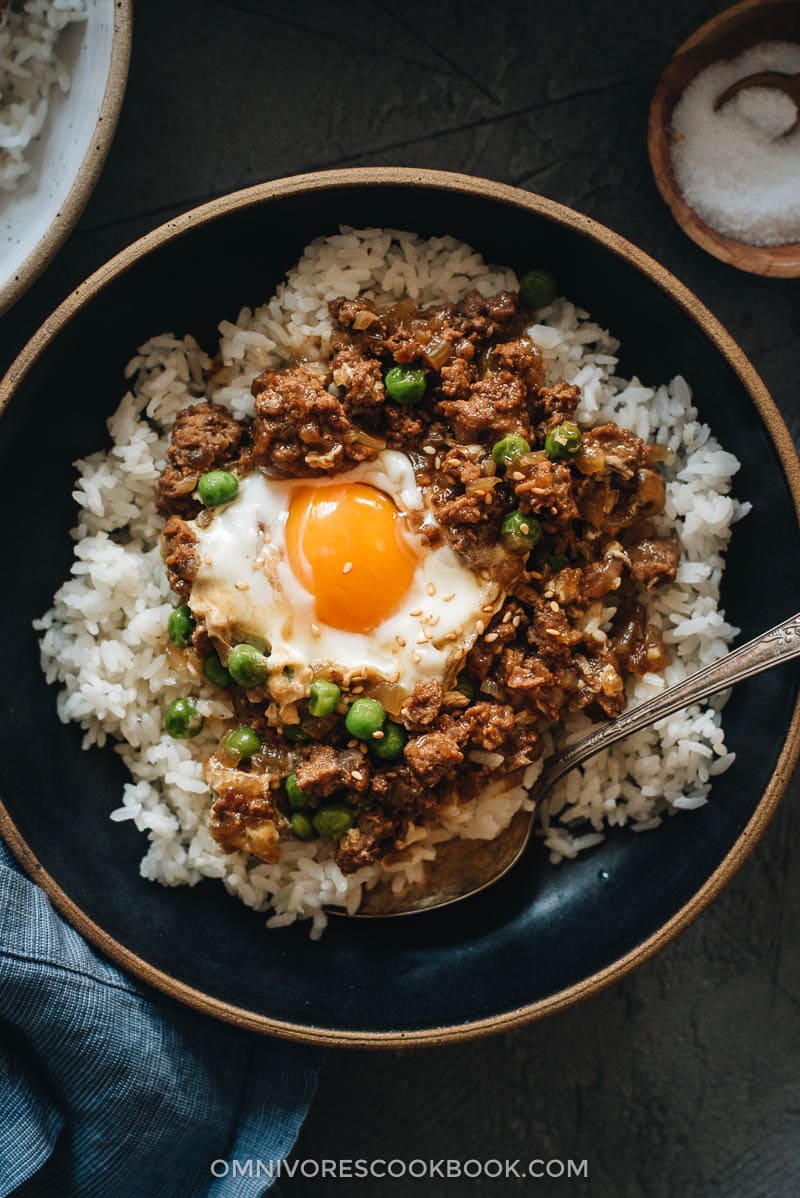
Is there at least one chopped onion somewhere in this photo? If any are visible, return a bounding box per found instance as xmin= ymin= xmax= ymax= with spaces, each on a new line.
xmin=465 ymin=476 xmax=500 ymax=495
xmin=352 ymin=428 xmax=387 ymax=450
xmin=353 ymin=309 xmax=379 ymax=330
xmin=422 ymin=337 xmax=453 ymax=370
xmin=480 ymin=677 xmax=503 ymax=699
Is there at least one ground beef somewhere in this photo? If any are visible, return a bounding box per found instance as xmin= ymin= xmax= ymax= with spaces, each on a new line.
xmin=159 ymin=285 xmax=682 ymax=873
xmin=404 ymin=731 xmax=464 ymax=787
xmin=158 ymin=402 xmax=247 ymax=517
xmin=294 ymin=744 xmax=371 ymax=799
xmin=402 ymin=680 xmax=444 ymax=729
xmin=162 ymin=516 xmax=198 ymax=598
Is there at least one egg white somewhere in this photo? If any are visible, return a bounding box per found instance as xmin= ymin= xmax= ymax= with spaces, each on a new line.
xmin=187 ymin=451 xmax=503 ymax=707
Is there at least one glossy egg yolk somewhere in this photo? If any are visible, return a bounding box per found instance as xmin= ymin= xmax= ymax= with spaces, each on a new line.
xmin=285 ymin=483 xmax=420 ymax=633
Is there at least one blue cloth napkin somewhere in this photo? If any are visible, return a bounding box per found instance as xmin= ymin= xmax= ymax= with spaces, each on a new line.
xmin=0 ymin=839 xmax=322 ymax=1197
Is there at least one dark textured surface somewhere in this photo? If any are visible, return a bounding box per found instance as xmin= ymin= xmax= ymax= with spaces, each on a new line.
xmin=2 ymin=1 xmax=799 ymax=1193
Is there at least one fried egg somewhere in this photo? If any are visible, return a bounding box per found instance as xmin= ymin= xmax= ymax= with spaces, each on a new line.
xmin=187 ymin=451 xmax=502 ymax=709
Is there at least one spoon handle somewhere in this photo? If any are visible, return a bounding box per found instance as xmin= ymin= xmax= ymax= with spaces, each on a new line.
xmin=541 ymin=611 xmax=800 ymax=791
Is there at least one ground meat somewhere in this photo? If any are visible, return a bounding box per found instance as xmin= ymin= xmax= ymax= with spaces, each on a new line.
xmin=157 ymin=285 xmax=682 ymax=871
xmin=250 ymin=365 xmax=377 ymax=477
xmin=439 ymin=371 xmax=530 ymax=443
xmin=158 ymin=401 xmax=247 ymax=517
xmin=628 ymin=537 xmax=680 ymax=588
xmin=404 ymin=731 xmax=464 ymax=787
xmin=205 ymin=756 xmax=286 ymax=863
xmin=402 ymin=680 xmax=444 ymax=729
xmin=452 ymin=702 xmax=516 ymax=751
xmin=330 ymin=346 xmax=386 ymax=410
xmin=162 ymin=515 xmax=198 ymax=598
xmin=335 ymin=809 xmax=398 ymax=874
xmin=294 ymin=744 xmax=370 ymax=799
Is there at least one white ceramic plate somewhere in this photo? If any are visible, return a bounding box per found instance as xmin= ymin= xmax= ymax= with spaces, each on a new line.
xmin=0 ymin=0 xmax=131 ymax=313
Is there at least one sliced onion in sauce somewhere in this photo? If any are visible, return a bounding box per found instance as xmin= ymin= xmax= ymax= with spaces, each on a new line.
xmin=353 ymin=309 xmax=380 ymax=330
xmin=465 ymin=476 xmax=501 ymax=496
xmin=422 ymin=337 xmax=453 ymax=370
xmin=352 ymin=428 xmax=387 ymax=450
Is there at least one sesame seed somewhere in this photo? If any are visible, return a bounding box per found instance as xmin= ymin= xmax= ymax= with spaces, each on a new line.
xmin=352 ymin=770 xmax=363 ymax=782
xmin=482 ymin=604 xmax=495 ymax=614
xmin=502 ymin=610 xmax=513 ymax=623
xmin=520 ymin=522 xmax=530 ymax=535
xmin=443 ymin=592 xmax=455 ymax=602
xmin=352 ymin=685 xmax=364 ymax=694
xmin=311 ymin=623 xmax=321 ymax=637
xmin=234 ymin=580 xmax=249 ymax=591
xmin=426 ymin=582 xmax=436 ymax=596
xmin=423 ymin=445 xmax=436 ymax=456
xmin=410 ymin=608 xmax=423 ymax=617
xmin=428 ymin=613 xmax=440 ymax=627
xmin=484 ymin=492 xmax=493 ymax=505
xmin=347 ymin=739 xmax=358 ymax=749
xmin=434 ymin=455 xmax=442 ymax=470
xmin=411 ymin=651 xmax=422 ymax=663
xmin=396 ymin=636 xmax=407 ymax=648
xmin=204 ymin=555 xmax=212 ymax=566
xmin=342 ymin=561 xmax=353 ymax=575
xmin=372 ymin=730 xmax=385 ymax=740
xmin=485 ymin=632 xmax=499 ymax=643
xmin=512 ymin=471 xmax=524 ymax=481
xmin=359 ymin=743 xmax=368 ymax=754
xmin=480 ymin=569 xmax=491 ymax=581
xmin=416 ymin=634 xmax=431 ymax=645
xmin=550 ymin=601 xmax=559 ymax=612
xmin=476 ymin=620 xmax=485 ymax=635
xmin=512 ymin=615 xmax=521 ymax=627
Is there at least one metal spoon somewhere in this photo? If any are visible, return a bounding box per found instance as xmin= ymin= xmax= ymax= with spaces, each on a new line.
xmin=353 ymin=611 xmax=800 ymax=917
xmin=714 ymin=70 xmax=800 ymax=134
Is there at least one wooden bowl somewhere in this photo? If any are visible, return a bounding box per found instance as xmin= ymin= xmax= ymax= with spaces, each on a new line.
xmin=648 ymin=0 xmax=800 ymax=277
xmin=1 ymin=168 xmax=799 ymax=1046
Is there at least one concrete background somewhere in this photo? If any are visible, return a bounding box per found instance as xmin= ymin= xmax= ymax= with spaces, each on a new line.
xmin=4 ymin=2 xmax=800 ymax=1194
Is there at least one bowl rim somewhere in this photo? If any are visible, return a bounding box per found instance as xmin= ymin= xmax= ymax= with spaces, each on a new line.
xmin=1 ymin=166 xmax=799 ymax=1048
xmin=647 ymin=0 xmax=800 ymax=278
xmin=0 ymin=0 xmax=134 ymax=315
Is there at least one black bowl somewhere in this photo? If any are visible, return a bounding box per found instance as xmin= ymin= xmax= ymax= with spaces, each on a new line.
xmin=2 ymin=169 xmax=799 ymax=1046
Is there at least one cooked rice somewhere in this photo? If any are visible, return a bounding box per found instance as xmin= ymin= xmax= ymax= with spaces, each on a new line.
xmin=0 ymin=0 xmax=86 ymax=193
xmin=34 ymin=228 xmax=746 ymax=937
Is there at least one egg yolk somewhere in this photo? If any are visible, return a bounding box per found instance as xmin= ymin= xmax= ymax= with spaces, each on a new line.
xmin=286 ymin=483 xmax=419 ymax=633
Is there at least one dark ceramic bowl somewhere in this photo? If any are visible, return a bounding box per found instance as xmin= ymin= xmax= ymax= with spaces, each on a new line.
xmin=1 ymin=169 xmax=799 ymax=1047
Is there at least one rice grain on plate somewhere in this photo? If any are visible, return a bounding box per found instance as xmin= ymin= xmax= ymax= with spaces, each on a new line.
xmin=0 ymin=0 xmax=86 ymax=193
xmin=35 ymin=229 xmax=747 ymax=936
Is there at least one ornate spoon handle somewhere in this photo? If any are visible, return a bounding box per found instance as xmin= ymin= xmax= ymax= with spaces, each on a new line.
xmin=540 ymin=612 xmax=800 ymax=792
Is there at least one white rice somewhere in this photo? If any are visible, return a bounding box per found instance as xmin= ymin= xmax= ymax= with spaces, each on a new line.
xmin=0 ymin=0 xmax=86 ymax=193
xmin=34 ymin=228 xmax=746 ymax=936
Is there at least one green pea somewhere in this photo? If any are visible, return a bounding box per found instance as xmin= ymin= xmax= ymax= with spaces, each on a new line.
xmin=225 ymin=725 xmax=262 ymax=759
xmin=308 ymin=679 xmax=341 ymax=717
xmin=197 ymin=470 xmax=239 ymax=507
xmin=284 ymin=725 xmax=310 ymax=744
xmin=345 ymin=697 xmax=386 ymax=741
xmin=290 ymin=811 xmax=315 ymax=841
xmin=491 ymin=434 xmax=530 ymax=470
xmin=545 ymin=421 xmax=582 ymax=461
xmin=369 ymin=720 xmax=408 ymax=763
xmin=203 ymin=651 xmax=232 ymax=688
xmin=285 ymin=772 xmax=309 ymax=810
xmin=228 ymin=643 xmax=270 ymax=687
xmin=313 ymin=803 xmax=355 ymax=841
xmin=519 ymin=268 xmax=558 ymax=310
xmin=165 ymin=697 xmax=203 ymax=739
xmin=167 ymin=604 xmax=195 ymax=648
xmin=455 ymin=671 xmax=478 ymax=702
xmin=501 ymin=509 xmax=542 ymax=553
xmin=531 ymin=544 xmax=569 ymax=573
xmin=385 ymin=365 xmax=427 ymax=405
